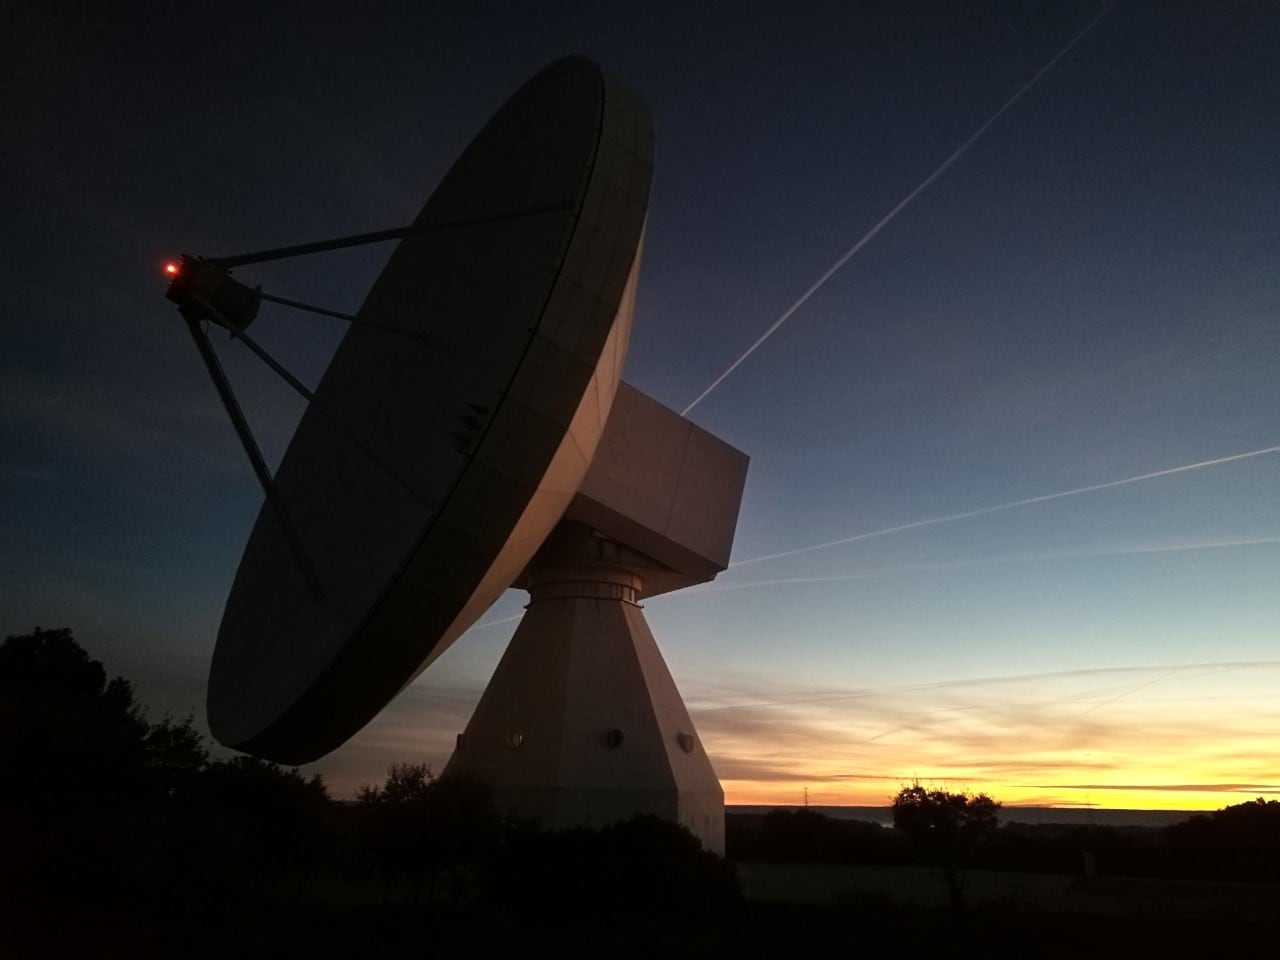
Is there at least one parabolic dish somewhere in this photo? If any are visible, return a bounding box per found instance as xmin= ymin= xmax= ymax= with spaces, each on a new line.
xmin=208 ymin=58 xmax=653 ymax=763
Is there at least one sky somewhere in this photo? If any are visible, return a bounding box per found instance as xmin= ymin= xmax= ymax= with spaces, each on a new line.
xmin=3 ymin=1 xmax=1278 ymax=811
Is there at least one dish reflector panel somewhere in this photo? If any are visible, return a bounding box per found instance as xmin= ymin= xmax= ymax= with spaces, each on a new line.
xmin=208 ymin=58 xmax=653 ymax=763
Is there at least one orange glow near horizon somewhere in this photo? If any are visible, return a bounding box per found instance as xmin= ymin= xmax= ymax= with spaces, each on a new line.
xmin=314 ymin=658 xmax=1280 ymax=814
xmin=686 ymin=660 xmax=1280 ymax=813
xmin=719 ymin=779 xmax=1270 ymax=812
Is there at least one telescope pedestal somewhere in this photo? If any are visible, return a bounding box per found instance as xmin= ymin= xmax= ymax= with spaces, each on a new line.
xmin=443 ymin=525 xmax=724 ymax=853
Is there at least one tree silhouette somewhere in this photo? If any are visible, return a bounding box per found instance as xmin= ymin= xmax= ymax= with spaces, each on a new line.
xmin=0 ymin=626 xmax=148 ymax=796
xmin=1165 ymin=797 xmax=1280 ymax=882
xmin=892 ymin=782 xmax=1000 ymax=909
xmin=0 ymin=626 xmax=150 ymax=903
xmin=356 ymin=763 xmax=500 ymax=903
xmin=207 ymin=755 xmax=332 ymax=892
xmin=429 ymin=773 xmax=501 ymax=901
xmin=357 ymin=762 xmax=442 ymax=901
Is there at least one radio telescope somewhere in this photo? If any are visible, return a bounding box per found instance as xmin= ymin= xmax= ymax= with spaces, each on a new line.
xmin=165 ymin=58 xmax=746 ymax=853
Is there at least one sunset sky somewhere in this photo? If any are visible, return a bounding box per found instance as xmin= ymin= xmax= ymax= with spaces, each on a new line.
xmin=4 ymin=1 xmax=1277 ymax=811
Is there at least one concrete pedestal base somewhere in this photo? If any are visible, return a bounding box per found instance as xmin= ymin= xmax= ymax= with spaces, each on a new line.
xmin=444 ymin=530 xmax=724 ymax=853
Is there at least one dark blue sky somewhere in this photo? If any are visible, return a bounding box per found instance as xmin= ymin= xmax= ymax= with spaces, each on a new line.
xmin=3 ymin=1 xmax=1277 ymax=806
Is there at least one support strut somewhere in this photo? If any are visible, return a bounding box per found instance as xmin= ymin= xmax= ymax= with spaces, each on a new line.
xmin=170 ymin=199 xmax=577 ymax=599
xmin=208 ymin=199 xmax=573 ymax=268
xmin=183 ymin=317 xmax=327 ymax=603
xmin=258 ymin=292 xmax=356 ymax=323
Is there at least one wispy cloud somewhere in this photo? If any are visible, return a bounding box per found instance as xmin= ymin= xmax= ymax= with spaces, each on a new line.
xmin=1039 ymin=783 xmax=1280 ymax=794
xmin=687 ymin=661 xmax=1280 ymax=712
xmin=685 ymin=660 xmax=1280 ymax=807
xmin=296 ymin=649 xmax=1280 ymax=804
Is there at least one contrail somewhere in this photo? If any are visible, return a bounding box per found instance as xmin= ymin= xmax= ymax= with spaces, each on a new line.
xmin=471 ymin=612 xmax=522 ymax=630
xmin=681 ymin=4 xmax=1115 ymax=416
xmin=688 ymin=535 xmax=1280 ymax=594
xmin=733 ymin=445 xmax=1280 ymax=567
xmin=1076 ymin=659 xmax=1212 ymax=717
xmin=689 ymin=573 xmax=873 ymax=594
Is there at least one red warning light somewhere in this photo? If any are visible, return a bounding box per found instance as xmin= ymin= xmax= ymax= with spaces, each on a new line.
xmin=164 ymin=261 xmax=181 ymax=276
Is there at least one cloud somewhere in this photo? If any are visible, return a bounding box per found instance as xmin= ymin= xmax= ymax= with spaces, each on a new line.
xmin=282 ymin=654 xmax=1280 ymax=803
xmin=1003 ymin=798 xmax=1101 ymax=808
xmin=1035 ymin=782 xmax=1280 ymax=794
xmin=686 ymin=661 xmax=1280 ymax=719
xmin=681 ymin=660 xmax=1280 ymax=805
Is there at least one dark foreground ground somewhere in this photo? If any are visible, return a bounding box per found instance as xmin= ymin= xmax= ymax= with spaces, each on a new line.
xmin=738 ymin=860 xmax=1280 ymax=922
xmin=7 ymin=863 xmax=1277 ymax=960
